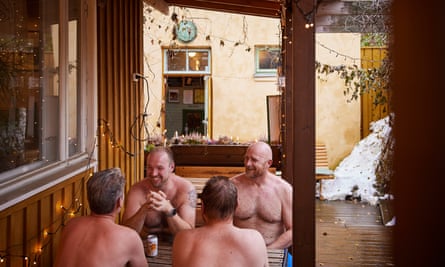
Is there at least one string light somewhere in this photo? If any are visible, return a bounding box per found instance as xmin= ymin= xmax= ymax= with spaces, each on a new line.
xmin=98 ymin=119 xmax=135 ymax=157
xmin=317 ymin=41 xmax=386 ymax=64
xmin=1 ymin=116 xmax=146 ymax=264
xmin=0 ymin=115 xmax=113 ymax=265
xmin=294 ymin=0 xmax=320 ymax=29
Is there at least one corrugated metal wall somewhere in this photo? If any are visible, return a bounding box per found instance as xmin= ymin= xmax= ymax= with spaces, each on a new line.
xmin=97 ymin=0 xmax=144 ymax=191
xmin=361 ymin=47 xmax=389 ymax=137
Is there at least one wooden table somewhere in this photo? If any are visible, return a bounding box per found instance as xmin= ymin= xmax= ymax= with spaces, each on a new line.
xmin=146 ymin=239 xmax=286 ymax=267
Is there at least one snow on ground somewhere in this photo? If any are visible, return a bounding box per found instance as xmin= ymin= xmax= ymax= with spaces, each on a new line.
xmin=321 ymin=115 xmax=392 ymax=205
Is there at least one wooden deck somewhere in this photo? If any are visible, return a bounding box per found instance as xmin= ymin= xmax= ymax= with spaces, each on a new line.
xmin=146 ymin=200 xmax=394 ymax=267
xmin=316 ymin=200 xmax=394 ymax=266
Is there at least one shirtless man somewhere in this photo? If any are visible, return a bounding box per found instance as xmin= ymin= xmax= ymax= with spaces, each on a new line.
xmin=122 ymin=146 xmax=196 ymax=237
xmin=54 ymin=168 xmax=147 ymax=267
xmin=172 ymin=176 xmax=269 ymax=267
xmin=231 ymin=141 xmax=292 ymax=249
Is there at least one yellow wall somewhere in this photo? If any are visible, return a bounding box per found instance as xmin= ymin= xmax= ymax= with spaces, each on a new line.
xmin=316 ymin=33 xmax=362 ymax=167
xmin=143 ymin=7 xmax=281 ymax=142
xmin=144 ymin=7 xmax=361 ymax=168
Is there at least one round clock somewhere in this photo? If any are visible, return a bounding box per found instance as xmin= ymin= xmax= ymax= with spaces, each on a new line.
xmin=176 ymin=20 xmax=197 ymax=43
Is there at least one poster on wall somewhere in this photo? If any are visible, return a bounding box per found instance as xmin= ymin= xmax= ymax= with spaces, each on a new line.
xmin=183 ymin=89 xmax=193 ymax=104
xmin=194 ymin=89 xmax=204 ymax=104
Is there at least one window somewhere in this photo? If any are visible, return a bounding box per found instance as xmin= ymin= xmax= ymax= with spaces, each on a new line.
xmin=164 ymin=49 xmax=211 ymax=74
xmin=0 ymin=0 xmax=89 ymax=178
xmin=255 ymin=46 xmax=281 ymax=77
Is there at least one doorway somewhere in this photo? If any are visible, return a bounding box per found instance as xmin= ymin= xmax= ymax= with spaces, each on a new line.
xmin=164 ymin=76 xmax=210 ymax=138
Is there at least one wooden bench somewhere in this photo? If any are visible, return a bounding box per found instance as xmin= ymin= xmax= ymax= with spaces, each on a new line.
xmin=179 ymin=145 xmax=332 ymax=200
xmin=315 ymin=143 xmax=335 ymax=199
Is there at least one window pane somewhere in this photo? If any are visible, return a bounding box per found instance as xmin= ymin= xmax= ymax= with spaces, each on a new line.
xmin=188 ymin=51 xmax=209 ymax=72
xmin=167 ymin=50 xmax=186 ymax=71
xmin=68 ymin=0 xmax=80 ymax=156
xmin=256 ymin=46 xmax=280 ymax=73
xmin=41 ymin=0 xmax=60 ymax=163
xmin=0 ymin=0 xmax=53 ymax=172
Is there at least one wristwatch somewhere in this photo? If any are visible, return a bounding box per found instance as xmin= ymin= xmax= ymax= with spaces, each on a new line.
xmin=166 ymin=208 xmax=177 ymax=217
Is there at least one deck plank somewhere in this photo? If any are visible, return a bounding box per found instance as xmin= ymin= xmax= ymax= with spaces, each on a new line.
xmin=316 ymin=200 xmax=394 ymax=266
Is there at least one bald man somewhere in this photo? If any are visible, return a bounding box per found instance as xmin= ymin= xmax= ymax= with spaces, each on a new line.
xmin=231 ymin=141 xmax=292 ymax=249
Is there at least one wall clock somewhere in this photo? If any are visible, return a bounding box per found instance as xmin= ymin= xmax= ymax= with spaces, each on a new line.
xmin=176 ymin=20 xmax=197 ymax=43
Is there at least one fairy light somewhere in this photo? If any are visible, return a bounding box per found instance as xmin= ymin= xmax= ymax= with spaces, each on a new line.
xmin=1 ymin=118 xmax=97 ymax=265
xmin=98 ymin=119 xmax=135 ymax=156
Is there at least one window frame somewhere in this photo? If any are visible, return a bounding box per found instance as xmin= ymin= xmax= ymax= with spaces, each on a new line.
xmin=254 ymin=45 xmax=281 ymax=77
xmin=164 ymin=48 xmax=211 ymax=74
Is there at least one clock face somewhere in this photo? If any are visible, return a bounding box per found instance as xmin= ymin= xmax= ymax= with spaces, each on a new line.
xmin=176 ymin=20 xmax=197 ymax=43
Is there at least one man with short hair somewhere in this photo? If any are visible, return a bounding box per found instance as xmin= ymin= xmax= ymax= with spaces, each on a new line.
xmin=54 ymin=168 xmax=148 ymax=267
xmin=122 ymin=146 xmax=197 ymax=238
xmin=172 ymin=176 xmax=269 ymax=267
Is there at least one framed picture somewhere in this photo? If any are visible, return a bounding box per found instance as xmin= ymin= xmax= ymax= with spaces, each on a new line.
xmin=194 ymin=89 xmax=204 ymax=104
xmin=168 ymin=89 xmax=179 ymax=103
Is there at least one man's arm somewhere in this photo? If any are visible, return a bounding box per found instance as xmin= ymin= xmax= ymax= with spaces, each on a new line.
xmin=165 ymin=188 xmax=197 ymax=234
xmin=122 ymin=188 xmax=149 ymax=233
xmin=267 ymin=183 xmax=292 ymax=249
xmin=126 ymin=229 xmax=149 ymax=267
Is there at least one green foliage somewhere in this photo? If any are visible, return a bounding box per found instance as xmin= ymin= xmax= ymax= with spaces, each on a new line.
xmin=361 ymin=33 xmax=388 ymax=46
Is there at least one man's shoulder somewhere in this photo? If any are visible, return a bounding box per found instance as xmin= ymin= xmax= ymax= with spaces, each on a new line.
xmin=128 ymin=180 xmax=147 ymax=193
xmin=173 ymin=174 xmax=195 ymax=188
xmin=64 ymin=215 xmax=85 ymax=228
xmin=113 ymin=222 xmax=142 ymax=239
xmin=230 ymin=173 xmax=246 ymax=183
xmin=269 ymin=173 xmax=291 ymax=186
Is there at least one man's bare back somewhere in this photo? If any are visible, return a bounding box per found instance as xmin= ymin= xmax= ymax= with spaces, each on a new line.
xmin=54 ymin=168 xmax=147 ymax=267
xmin=172 ymin=176 xmax=269 ymax=267
xmin=173 ymin=224 xmax=269 ymax=267
xmin=55 ymin=216 xmax=147 ymax=267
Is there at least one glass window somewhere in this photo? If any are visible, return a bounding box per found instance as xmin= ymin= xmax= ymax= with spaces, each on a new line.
xmin=188 ymin=51 xmax=209 ymax=72
xmin=165 ymin=49 xmax=210 ymax=74
xmin=68 ymin=0 xmax=81 ymax=156
xmin=255 ymin=46 xmax=281 ymax=76
xmin=166 ymin=50 xmax=187 ymax=71
xmin=0 ymin=0 xmax=83 ymax=175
